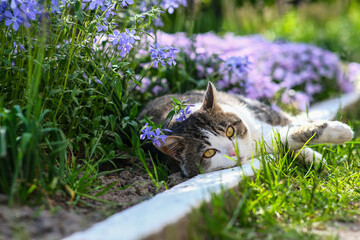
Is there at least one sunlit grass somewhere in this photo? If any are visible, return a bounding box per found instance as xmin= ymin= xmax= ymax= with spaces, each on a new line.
xmin=188 ymin=120 xmax=360 ymax=239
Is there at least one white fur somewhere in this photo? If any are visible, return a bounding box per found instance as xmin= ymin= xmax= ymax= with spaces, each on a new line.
xmin=193 ymin=101 xmax=353 ymax=173
xmin=201 ymin=130 xmax=237 ymax=172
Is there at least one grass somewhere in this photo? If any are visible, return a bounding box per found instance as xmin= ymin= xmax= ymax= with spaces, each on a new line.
xmin=187 ymin=119 xmax=360 ymax=239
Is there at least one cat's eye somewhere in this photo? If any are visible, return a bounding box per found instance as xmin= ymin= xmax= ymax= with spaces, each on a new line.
xmin=226 ymin=126 xmax=235 ymax=138
xmin=203 ymin=149 xmax=217 ymax=158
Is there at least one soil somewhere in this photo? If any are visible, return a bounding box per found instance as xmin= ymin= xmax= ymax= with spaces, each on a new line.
xmin=0 ymin=160 xmax=188 ymax=240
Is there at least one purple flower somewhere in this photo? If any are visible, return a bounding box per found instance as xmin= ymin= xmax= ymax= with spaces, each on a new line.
xmin=160 ymin=0 xmax=187 ymax=14
xmin=20 ymin=0 xmax=39 ymax=21
xmin=176 ymin=105 xmax=194 ymax=122
xmin=108 ymin=29 xmax=139 ymax=58
xmin=83 ymin=0 xmax=105 ymax=10
xmin=10 ymin=0 xmax=18 ymax=9
xmin=150 ymin=44 xmax=166 ymax=67
xmin=109 ymin=30 xmax=122 ymax=46
xmin=0 ymin=1 xmax=8 ymax=21
xmin=125 ymin=28 xmax=140 ymax=44
xmin=152 ymin=128 xmax=167 ymax=147
xmin=121 ymin=0 xmax=134 ymax=8
xmin=51 ymin=0 xmax=62 ymax=14
xmin=165 ymin=46 xmax=178 ymax=66
xmin=140 ymin=123 xmax=155 ymax=140
xmin=95 ymin=16 xmax=109 ymax=32
xmin=224 ymin=56 xmax=251 ymax=78
xmin=150 ymin=44 xmax=178 ymax=68
xmin=5 ymin=9 xmax=23 ymax=31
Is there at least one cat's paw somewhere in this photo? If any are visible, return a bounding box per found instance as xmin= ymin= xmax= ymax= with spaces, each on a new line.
xmin=324 ymin=121 xmax=353 ymax=144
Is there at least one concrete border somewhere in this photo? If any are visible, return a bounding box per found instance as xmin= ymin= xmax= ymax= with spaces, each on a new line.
xmin=65 ymin=92 xmax=360 ymax=240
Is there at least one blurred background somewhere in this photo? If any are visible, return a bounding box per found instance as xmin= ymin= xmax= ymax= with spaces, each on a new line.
xmin=163 ymin=0 xmax=359 ymax=62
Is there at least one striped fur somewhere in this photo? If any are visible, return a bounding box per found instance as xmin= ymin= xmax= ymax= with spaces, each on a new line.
xmin=140 ymin=82 xmax=353 ymax=177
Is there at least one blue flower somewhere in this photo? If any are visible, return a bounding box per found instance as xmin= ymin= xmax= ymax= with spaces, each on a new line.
xmin=140 ymin=123 xmax=155 ymax=140
xmin=0 ymin=1 xmax=7 ymax=21
xmin=108 ymin=29 xmax=139 ymax=58
xmin=20 ymin=0 xmax=40 ymax=21
xmin=166 ymin=46 xmax=178 ymax=66
xmin=10 ymin=0 xmax=18 ymax=9
xmin=83 ymin=0 xmax=105 ymax=10
xmin=95 ymin=16 xmax=109 ymax=32
xmin=51 ymin=0 xmax=62 ymax=14
xmin=150 ymin=44 xmax=166 ymax=67
xmin=150 ymin=44 xmax=178 ymax=68
xmin=152 ymin=128 xmax=167 ymax=147
xmin=121 ymin=0 xmax=134 ymax=8
xmin=225 ymin=56 xmax=251 ymax=78
xmin=175 ymin=104 xmax=194 ymax=122
xmin=125 ymin=28 xmax=140 ymax=44
xmin=5 ymin=9 xmax=23 ymax=31
xmin=109 ymin=30 xmax=122 ymax=46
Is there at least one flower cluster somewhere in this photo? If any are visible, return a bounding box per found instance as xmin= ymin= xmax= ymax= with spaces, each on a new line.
xmin=108 ymin=28 xmax=140 ymax=57
xmin=82 ymin=0 xmax=133 ymax=13
xmin=140 ymin=123 xmax=171 ymax=147
xmin=150 ymin=44 xmax=178 ymax=68
xmin=176 ymin=104 xmax=193 ymax=122
xmin=150 ymin=32 xmax=359 ymax=110
xmin=1 ymin=0 xmax=43 ymax=31
xmin=171 ymin=98 xmax=195 ymax=122
xmin=0 ymin=0 xmax=136 ymax=32
xmin=222 ymin=56 xmax=251 ymax=79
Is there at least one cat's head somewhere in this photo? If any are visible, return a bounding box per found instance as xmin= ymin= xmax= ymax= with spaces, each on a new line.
xmin=156 ymin=82 xmax=251 ymax=177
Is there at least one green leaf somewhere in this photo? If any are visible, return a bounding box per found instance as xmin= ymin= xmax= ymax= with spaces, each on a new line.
xmin=165 ymin=109 xmax=176 ymax=121
xmin=114 ymin=134 xmax=123 ymax=148
xmin=0 ymin=127 xmax=6 ymax=158
xmin=129 ymin=104 xmax=138 ymax=121
xmin=131 ymin=128 xmax=140 ymax=148
xmin=171 ymin=97 xmax=181 ymax=105
xmin=115 ymin=80 xmax=122 ymax=101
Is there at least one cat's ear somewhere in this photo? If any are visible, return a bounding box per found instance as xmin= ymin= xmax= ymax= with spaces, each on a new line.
xmin=155 ymin=136 xmax=184 ymax=160
xmin=201 ymin=82 xmax=220 ymax=111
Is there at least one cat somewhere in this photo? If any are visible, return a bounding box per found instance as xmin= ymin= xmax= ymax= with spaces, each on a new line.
xmin=140 ymin=82 xmax=354 ymax=177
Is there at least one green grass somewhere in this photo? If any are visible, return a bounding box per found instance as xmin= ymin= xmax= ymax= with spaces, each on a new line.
xmin=187 ymin=120 xmax=360 ymax=239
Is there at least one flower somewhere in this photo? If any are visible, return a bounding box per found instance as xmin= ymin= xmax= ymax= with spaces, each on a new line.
xmin=20 ymin=0 xmax=39 ymax=21
xmin=121 ymin=0 xmax=134 ymax=8
xmin=95 ymin=78 xmax=103 ymax=84
xmin=140 ymin=123 xmax=171 ymax=147
xmin=152 ymin=128 xmax=167 ymax=147
xmin=51 ymin=0 xmax=62 ymax=14
xmin=125 ymin=28 xmax=140 ymax=44
xmin=83 ymin=0 xmax=105 ymax=10
xmin=165 ymin=46 xmax=178 ymax=66
xmin=4 ymin=9 xmax=23 ymax=31
xmin=140 ymin=123 xmax=154 ymax=140
xmin=150 ymin=44 xmax=178 ymax=68
xmin=108 ymin=29 xmax=140 ymax=58
xmin=109 ymin=30 xmax=122 ymax=46
xmin=225 ymin=56 xmax=251 ymax=78
xmin=150 ymin=44 xmax=166 ymax=67
xmin=176 ymin=104 xmax=194 ymax=122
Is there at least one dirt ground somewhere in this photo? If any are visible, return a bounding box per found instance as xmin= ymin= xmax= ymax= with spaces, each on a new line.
xmin=0 ymin=161 xmax=188 ymax=240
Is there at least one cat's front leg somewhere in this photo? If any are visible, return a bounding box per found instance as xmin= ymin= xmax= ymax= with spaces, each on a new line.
xmin=294 ymin=147 xmax=324 ymax=164
xmin=280 ymin=120 xmax=353 ymax=150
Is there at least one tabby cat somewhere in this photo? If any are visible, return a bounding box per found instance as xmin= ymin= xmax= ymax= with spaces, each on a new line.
xmin=140 ymin=82 xmax=354 ymax=177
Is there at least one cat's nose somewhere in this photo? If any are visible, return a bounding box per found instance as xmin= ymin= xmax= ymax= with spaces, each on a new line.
xmin=229 ymin=150 xmax=236 ymax=157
